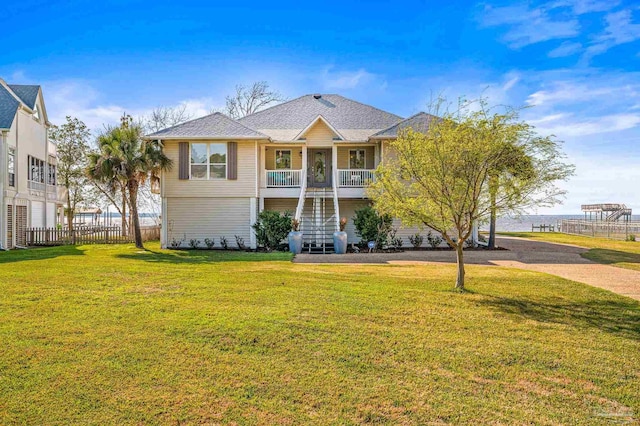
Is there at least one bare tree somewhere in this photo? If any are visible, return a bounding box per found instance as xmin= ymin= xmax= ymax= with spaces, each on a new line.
xmin=225 ymin=81 xmax=285 ymax=118
xmin=141 ymin=105 xmax=193 ymax=134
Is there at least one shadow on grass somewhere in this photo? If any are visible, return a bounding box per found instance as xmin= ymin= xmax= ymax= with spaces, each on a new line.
xmin=582 ymin=248 xmax=640 ymax=266
xmin=480 ymin=296 xmax=640 ymax=340
xmin=0 ymin=245 xmax=85 ymax=264
xmin=116 ymin=249 xmax=293 ymax=264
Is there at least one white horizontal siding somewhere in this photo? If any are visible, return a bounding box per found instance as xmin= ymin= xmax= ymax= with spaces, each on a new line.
xmin=305 ymin=121 xmax=336 ymax=147
xmin=163 ymin=140 xmax=257 ymax=198
xmin=338 ymin=199 xmax=443 ymax=247
xmin=264 ymin=199 xmax=297 ymax=214
xmin=166 ymin=197 xmax=251 ymax=247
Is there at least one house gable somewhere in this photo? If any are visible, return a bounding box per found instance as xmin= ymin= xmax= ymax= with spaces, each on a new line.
xmin=299 ymin=119 xmax=341 ymax=147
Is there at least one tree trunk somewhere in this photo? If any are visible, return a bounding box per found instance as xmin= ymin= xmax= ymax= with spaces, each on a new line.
xmin=67 ymin=188 xmax=73 ymax=231
xmin=128 ymin=180 xmax=144 ymax=249
xmin=455 ymin=243 xmax=465 ymax=291
xmin=488 ymin=201 xmax=496 ymax=249
xmin=488 ymin=177 xmax=497 ymax=249
xmin=121 ymin=190 xmax=127 ymax=237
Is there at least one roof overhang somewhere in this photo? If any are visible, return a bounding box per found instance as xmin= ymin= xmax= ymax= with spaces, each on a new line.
xmin=293 ymin=115 xmax=345 ymax=141
xmin=144 ymin=135 xmax=272 ymax=141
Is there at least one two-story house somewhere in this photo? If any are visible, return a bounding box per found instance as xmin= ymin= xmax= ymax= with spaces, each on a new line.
xmin=147 ymin=94 xmax=439 ymax=251
xmin=0 ymin=79 xmax=62 ymax=249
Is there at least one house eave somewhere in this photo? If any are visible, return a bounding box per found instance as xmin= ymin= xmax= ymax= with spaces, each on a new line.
xmin=144 ymin=135 xmax=272 ymax=141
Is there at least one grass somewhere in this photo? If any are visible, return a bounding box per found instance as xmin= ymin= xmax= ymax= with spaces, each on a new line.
xmin=499 ymin=232 xmax=640 ymax=272
xmin=0 ymin=243 xmax=639 ymax=425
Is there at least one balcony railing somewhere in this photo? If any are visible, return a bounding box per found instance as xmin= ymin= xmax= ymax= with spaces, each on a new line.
xmin=338 ymin=169 xmax=375 ymax=187
xmin=265 ymin=169 xmax=302 ymax=187
xmin=28 ymin=180 xmax=46 ymax=191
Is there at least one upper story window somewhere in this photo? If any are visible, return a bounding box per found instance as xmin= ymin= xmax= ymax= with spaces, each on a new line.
xmin=190 ymin=143 xmax=227 ymax=179
xmin=349 ymin=149 xmax=366 ymax=169
xmin=275 ymin=149 xmax=291 ymax=170
xmin=48 ymin=163 xmax=57 ymax=186
xmin=8 ymin=148 xmax=15 ymax=187
xmin=28 ymin=156 xmax=45 ymax=183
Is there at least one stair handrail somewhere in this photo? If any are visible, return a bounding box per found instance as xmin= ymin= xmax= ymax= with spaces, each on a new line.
xmin=332 ymin=167 xmax=340 ymax=230
xmin=295 ymin=167 xmax=308 ymax=221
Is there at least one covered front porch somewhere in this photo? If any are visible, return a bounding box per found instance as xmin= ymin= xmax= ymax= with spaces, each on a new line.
xmin=259 ymin=144 xmax=378 ymax=197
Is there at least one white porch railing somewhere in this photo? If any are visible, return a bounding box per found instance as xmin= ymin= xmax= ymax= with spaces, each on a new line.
xmin=338 ymin=169 xmax=375 ymax=187
xmin=265 ymin=169 xmax=302 ymax=187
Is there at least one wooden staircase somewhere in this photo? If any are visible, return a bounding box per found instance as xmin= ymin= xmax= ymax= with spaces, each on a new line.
xmin=299 ymin=188 xmax=337 ymax=254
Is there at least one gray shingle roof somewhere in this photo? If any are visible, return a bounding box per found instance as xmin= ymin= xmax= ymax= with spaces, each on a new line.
xmin=371 ymin=112 xmax=439 ymax=138
xmin=147 ymin=112 xmax=269 ymax=139
xmin=7 ymin=85 xmax=39 ymax=109
xmin=238 ymin=94 xmax=402 ymax=139
xmin=0 ymin=85 xmax=20 ymax=129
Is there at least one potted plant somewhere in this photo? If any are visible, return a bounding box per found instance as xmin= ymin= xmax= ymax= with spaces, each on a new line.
xmin=333 ymin=217 xmax=348 ymax=254
xmin=288 ymin=218 xmax=303 ymax=254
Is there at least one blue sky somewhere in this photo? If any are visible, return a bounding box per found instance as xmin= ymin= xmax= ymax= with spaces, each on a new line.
xmin=3 ymin=0 xmax=640 ymax=213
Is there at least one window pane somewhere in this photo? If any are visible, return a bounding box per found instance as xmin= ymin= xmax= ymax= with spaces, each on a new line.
xmin=275 ymin=150 xmax=291 ymax=170
xmin=191 ymin=164 xmax=207 ymax=179
xmin=210 ymin=164 xmax=226 ymax=179
xmin=350 ymin=150 xmax=365 ymax=169
xmin=8 ymin=150 xmax=14 ymax=173
xmin=209 ymin=143 xmax=226 ymax=164
xmin=191 ymin=144 xmax=207 ymax=163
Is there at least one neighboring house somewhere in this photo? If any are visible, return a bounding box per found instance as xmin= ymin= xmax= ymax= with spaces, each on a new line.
xmin=147 ymin=94 xmax=444 ymax=251
xmin=0 ymin=79 xmax=62 ymax=249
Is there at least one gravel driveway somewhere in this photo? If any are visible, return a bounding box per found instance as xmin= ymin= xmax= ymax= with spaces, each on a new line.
xmin=294 ymin=237 xmax=640 ymax=301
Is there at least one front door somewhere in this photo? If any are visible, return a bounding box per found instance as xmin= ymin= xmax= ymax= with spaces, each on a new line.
xmin=308 ymin=149 xmax=332 ymax=187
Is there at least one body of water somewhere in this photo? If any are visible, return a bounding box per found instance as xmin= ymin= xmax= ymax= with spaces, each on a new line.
xmin=480 ymin=215 xmax=640 ymax=232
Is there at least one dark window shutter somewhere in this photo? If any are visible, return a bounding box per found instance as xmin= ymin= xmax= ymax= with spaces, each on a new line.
xmin=178 ymin=142 xmax=189 ymax=180
xmin=228 ymin=142 xmax=237 ymax=180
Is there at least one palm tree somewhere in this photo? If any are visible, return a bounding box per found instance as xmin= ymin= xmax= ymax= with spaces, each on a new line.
xmin=87 ymin=116 xmax=172 ymax=248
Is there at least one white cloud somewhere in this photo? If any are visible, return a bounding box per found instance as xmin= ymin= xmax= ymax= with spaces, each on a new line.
xmin=503 ymin=75 xmax=520 ymax=91
xmin=548 ymin=41 xmax=583 ymax=57
xmin=583 ymin=8 xmax=640 ymax=60
xmin=525 ymin=77 xmax=640 ymax=107
xmin=552 ymin=0 xmax=620 ymax=15
xmin=529 ymin=112 xmax=640 ymax=136
xmin=479 ymin=3 xmax=579 ymax=48
xmin=320 ymin=67 xmax=379 ymax=90
xmin=43 ymin=79 xmax=220 ymax=132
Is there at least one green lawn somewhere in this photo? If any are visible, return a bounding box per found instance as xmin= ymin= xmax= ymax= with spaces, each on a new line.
xmin=499 ymin=232 xmax=640 ymax=271
xmin=1 ymin=243 xmax=639 ymax=425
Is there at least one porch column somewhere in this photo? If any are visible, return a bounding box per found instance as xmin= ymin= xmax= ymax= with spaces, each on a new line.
xmin=374 ymin=142 xmax=380 ymax=167
xmin=0 ymin=132 xmax=5 ymax=249
xmin=260 ymin=144 xmax=266 ymax=189
xmin=301 ymin=145 xmax=308 ymax=185
xmin=249 ymin=197 xmax=257 ymax=249
xmin=331 ymin=145 xmax=338 ymax=187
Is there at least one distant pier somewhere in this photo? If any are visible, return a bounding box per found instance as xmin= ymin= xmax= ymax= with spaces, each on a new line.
xmin=559 ymin=203 xmax=637 ymax=240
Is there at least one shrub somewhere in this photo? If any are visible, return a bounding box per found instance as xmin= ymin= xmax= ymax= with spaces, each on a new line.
xmin=409 ymin=233 xmax=423 ymax=249
xmin=189 ymin=239 xmax=200 ymax=249
xmin=220 ymin=236 xmax=229 ymax=250
xmin=252 ymin=210 xmax=292 ymax=251
xmin=204 ymin=238 xmax=215 ymax=249
xmin=390 ymin=228 xmax=403 ymax=249
xmin=235 ymin=235 xmax=247 ymax=250
xmin=426 ymin=231 xmax=443 ymax=248
xmin=626 ymin=234 xmax=636 ymax=242
xmin=353 ymin=205 xmax=392 ymax=248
